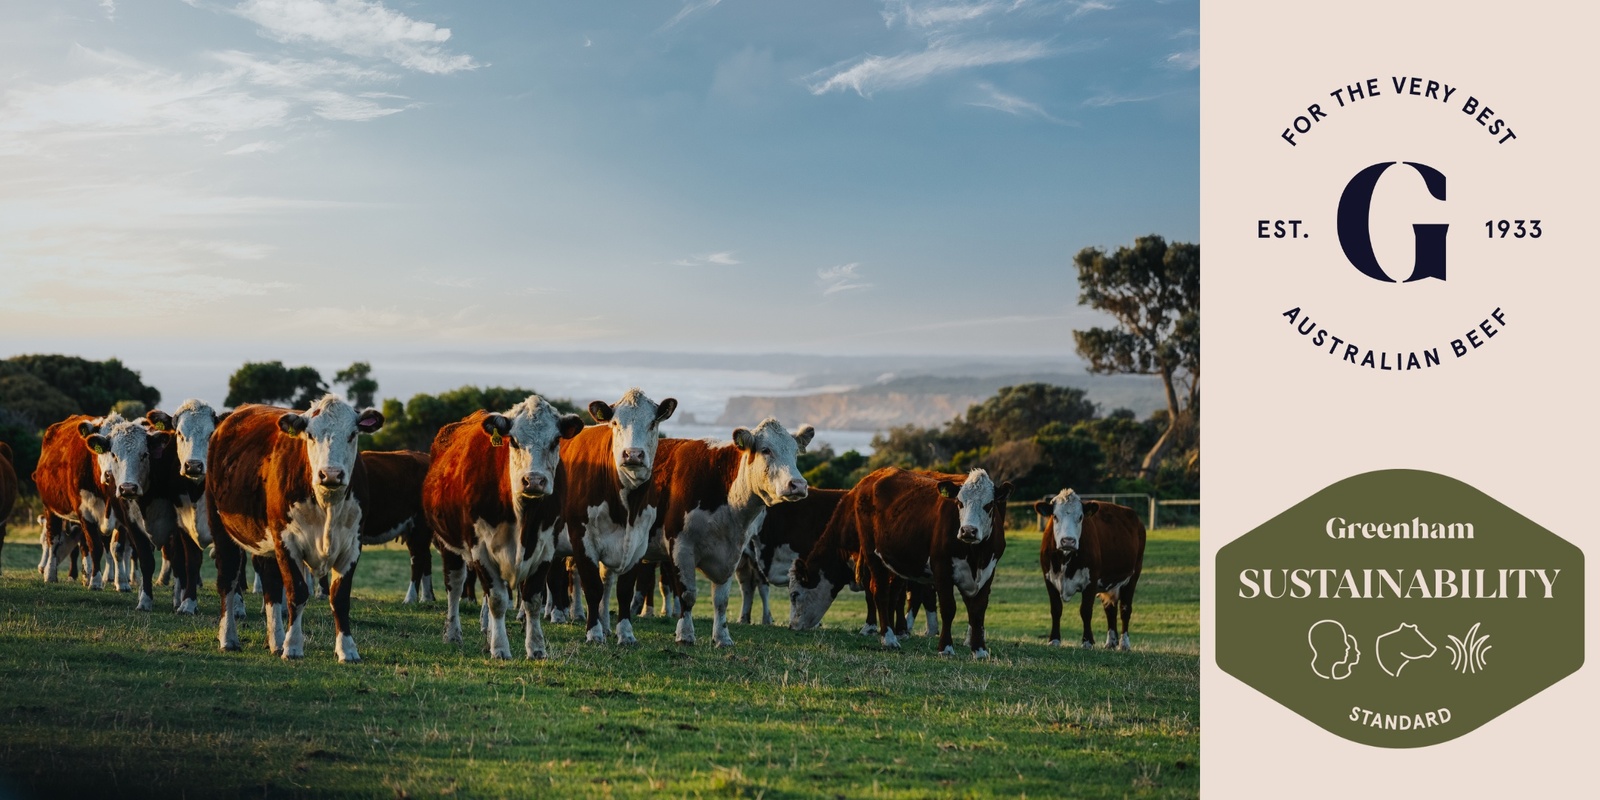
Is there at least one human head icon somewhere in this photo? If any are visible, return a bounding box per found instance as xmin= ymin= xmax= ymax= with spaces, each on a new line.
xmin=1308 ymin=619 xmax=1360 ymax=680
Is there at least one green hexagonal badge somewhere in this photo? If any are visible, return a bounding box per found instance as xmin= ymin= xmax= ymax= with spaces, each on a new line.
xmin=1217 ymin=470 xmax=1584 ymax=747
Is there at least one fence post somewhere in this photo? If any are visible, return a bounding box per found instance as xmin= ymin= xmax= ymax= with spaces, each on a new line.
xmin=1149 ymin=495 xmax=1158 ymax=529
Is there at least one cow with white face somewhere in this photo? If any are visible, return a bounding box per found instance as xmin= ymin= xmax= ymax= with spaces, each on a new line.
xmin=207 ymin=396 xmax=384 ymax=662
xmin=84 ymin=415 xmax=177 ymax=611
xmin=146 ymin=400 xmax=227 ymax=614
xmin=1035 ymin=489 xmax=1145 ymax=650
xmin=650 ymin=418 xmax=813 ymax=647
xmin=423 ymin=397 xmax=584 ymax=659
xmin=558 ymin=388 xmax=678 ymax=646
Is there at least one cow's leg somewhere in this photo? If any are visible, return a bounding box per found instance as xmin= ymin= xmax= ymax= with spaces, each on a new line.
xmin=230 ymin=557 xmax=247 ymax=620
xmin=668 ymin=541 xmax=699 ymax=645
xmin=935 ymin=576 xmax=959 ymax=656
xmin=1078 ymin=585 xmax=1096 ymax=649
xmin=113 ymin=529 xmax=134 ymax=592
xmin=736 ymin=556 xmax=758 ymax=625
xmin=1118 ymin=580 xmax=1137 ymax=651
xmin=575 ymin=556 xmax=608 ymax=644
xmin=404 ymin=526 xmax=434 ymax=604
xmin=965 ymin=584 xmax=993 ymax=658
xmin=161 ymin=537 xmax=182 ymax=611
xmin=130 ymin=527 xmax=156 ymax=612
xmin=520 ymin=561 xmax=550 ymax=659
xmin=711 ymin=580 xmax=734 ymax=648
xmin=893 ymin=585 xmax=910 ymax=638
xmin=1045 ymin=579 xmax=1064 ymax=646
xmin=861 ymin=583 xmax=879 ymax=636
xmin=329 ymin=556 xmax=360 ymax=663
xmin=82 ymin=520 xmax=107 ymax=590
xmin=568 ymin=561 xmax=586 ymax=622
xmin=613 ymin=563 xmax=638 ymax=646
xmin=278 ymin=555 xmax=309 ymax=660
xmin=629 ymin=562 xmax=652 ymax=617
xmin=213 ymin=537 xmax=244 ymax=651
xmin=177 ymin=535 xmax=202 ymax=615
xmin=43 ymin=516 xmax=65 ymax=583
xmin=870 ymin=569 xmax=901 ymax=650
xmin=441 ymin=548 xmax=466 ymax=644
xmin=254 ymin=555 xmax=286 ymax=655
xmin=1100 ymin=590 xmax=1119 ymax=649
xmin=758 ymin=583 xmax=772 ymax=626
xmin=251 ymin=566 xmax=262 ymax=595
xmin=36 ymin=520 xmax=48 ymax=576
xmin=479 ymin=563 xmax=513 ymax=660
xmin=461 ymin=568 xmax=478 ymax=606
xmin=544 ymin=557 xmax=571 ymax=623
xmin=156 ymin=554 xmax=172 ymax=586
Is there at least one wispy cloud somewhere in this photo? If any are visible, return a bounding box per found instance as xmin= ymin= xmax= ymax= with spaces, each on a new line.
xmin=1066 ymin=1 xmax=1116 ymax=20
xmin=1082 ymin=89 xmax=1164 ymax=107
xmin=807 ymin=38 xmax=1055 ymax=96
xmin=882 ymin=1 xmax=1007 ymax=29
xmin=818 ymin=263 xmax=873 ymax=295
xmin=1164 ymin=49 xmax=1199 ymax=70
xmin=231 ymin=0 xmax=481 ymax=74
xmin=660 ymin=0 xmax=723 ymax=31
xmin=673 ymin=251 xmax=742 ymax=267
xmin=970 ymin=81 xmax=1071 ymax=123
xmin=100 ymin=1 xmax=118 ymax=20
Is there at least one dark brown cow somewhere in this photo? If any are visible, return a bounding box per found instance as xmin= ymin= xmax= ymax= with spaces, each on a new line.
xmin=735 ymin=487 xmax=844 ymax=625
xmin=356 ymin=450 xmax=436 ymax=603
xmin=1035 ymin=489 xmax=1146 ymax=650
xmin=648 ymin=419 xmax=814 ymax=647
xmin=207 ymin=397 xmax=384 ymax=661
xmin=789 ymin=467 xmax=1012 ymax=657
xmin=422 ymin=397 xmax=583 ymax=659
xmin=146 ymin=401 xmax=229 ymax=615
xmin=0 ymin=441 xmax=15 ymax=574
xmin=557 ymin=389 xmax=676 ymax=645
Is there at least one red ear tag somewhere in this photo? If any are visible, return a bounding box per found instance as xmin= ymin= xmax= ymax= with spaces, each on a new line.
xmin=490 ymin=431 xmax=504 ymax=447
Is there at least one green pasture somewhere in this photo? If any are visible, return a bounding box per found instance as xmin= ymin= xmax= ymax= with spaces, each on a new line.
xmin=0 ymin=526 xmax=1198 ymax=799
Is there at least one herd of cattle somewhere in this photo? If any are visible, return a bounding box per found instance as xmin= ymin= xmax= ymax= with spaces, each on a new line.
xmin=0 ymin=389 xmax=1148 ymax=662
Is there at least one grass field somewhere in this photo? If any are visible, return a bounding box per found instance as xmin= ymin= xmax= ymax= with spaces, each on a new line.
xmin=0 ymin=525 xmax=1198 ymax=799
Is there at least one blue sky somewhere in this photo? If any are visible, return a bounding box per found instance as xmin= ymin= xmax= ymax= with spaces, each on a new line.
xmin=0 ymin=0 xmax=1197 ymax=359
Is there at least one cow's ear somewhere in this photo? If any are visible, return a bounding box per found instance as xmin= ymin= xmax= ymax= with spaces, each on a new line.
xmin=148 ymin=431 xmax=172 ymax=459
xmin=1034 ymin=500 xmax=1054 ymax=517
xmin=85 ymin=433 xmax=110 ymax=455
xmin=994 ymin=481 xmax=1014 ymax=503
xmin=794 ymin=424 xmax=816 ymax=451
xmin=77 ymin=420 xmax=99 ymax=438
xmin=937 ymin=480 xmax=959 ymax=499
xmin=732 ymin=428 xmax=755 ymax=451
xmin=481 ymin=413 xmax=510 ymax=446
xmin=145 ymin=410 xmax=173 ymax=431
xmin=355 ymin=409 xmax=384 ymax=434
xmin=790 ymin=557 xmax=809 ymax=584
xmin=588 ymin=401 xmax=614 ymax=423
xmin=278 ymin=413 xmax=308 ymax=437
xmin=215 ymin=410 xmax=231 ymax=424
xmin=1083 ymin=501 xmax=1099 ymax=517
xmin=655 ymin=398 xmax=678 ymax=423
xmin=557 ymin=414 xmax=585 ymax=440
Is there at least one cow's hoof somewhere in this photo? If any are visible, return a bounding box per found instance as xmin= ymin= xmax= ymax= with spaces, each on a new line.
xmin=1081 ymin=640 xmax=1095 ymax=650
xmin=973 ymin=648 xmax=990 ymax=659
xmin=737 ymin=615 xmax=751 ymax=625
xmin=221 ymin=642 xmax=241 ymax=652
xmin=1048 ymin=638 xmax=1061 ymax=647
xmin=549 ymin=609 xmax=569 ymax=624
xmin=713 ymin=635 xmax=734 ymax=649
xmin=526 ymin=650 xmax=547 ymax=660
xmin=281 ymin=652 xmax=303 ymax=661
xmin=443 ymin=628 xmax=463 ymax=645
xmin=938 ymin=645 xmax=955 ymax=656
xmin=488 ymin=651 xmax=511 ymax=661
xmin=135 ymin=599 xmax=153 ymax=612
xmin=177 ymin=600 xmax=198 ymax=615
xmin=615 ymin=620 xmax=637 ymax=646
xmin=584 ymin=626 xmax=607 ymax=644
xmin=858 ymin=624 xmax=876 ymax=637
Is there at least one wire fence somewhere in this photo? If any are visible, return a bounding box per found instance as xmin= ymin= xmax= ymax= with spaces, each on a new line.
xmin=1006 ymin=494 xmax=1199 ymax=531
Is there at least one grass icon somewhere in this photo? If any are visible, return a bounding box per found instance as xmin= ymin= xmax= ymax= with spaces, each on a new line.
xmin=1446 ymin=623 xmax=1492 ymax=674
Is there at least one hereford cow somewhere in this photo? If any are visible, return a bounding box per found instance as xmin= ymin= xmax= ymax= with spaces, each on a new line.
xmin=789 ymin=467 xmax=1012 ymax=657
xmin=207 ymin=397 xmax=384 ymax=661
xmin=649 ymin=419 xmax=814 ymax=647
xmin=34 ymin=416 xmax=114 ymax=587
xmin=559 ymin=389 xmax=676 ymax=645
xmin=0 ymin=442 xmax=15 ymax=573
xmin=422 ymin=397 xmax=583 ymax=659
xmin=735 ymin=487 xmax=844 ymax=626
xmin=1035 ymin=490 xmax=1145 ymax=650
xmin=357 ymin=449 xmax=436 ymax=603
xmin=146 ymin=401 xmax=229 ymax=615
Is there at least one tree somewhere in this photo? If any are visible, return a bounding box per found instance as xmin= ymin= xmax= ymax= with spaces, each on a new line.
xmin=367 ymin=386 xmax=581 ymax=453
xmin=0 ymin=406 xmax=43 ymax=491
xmin=333 ymin=362 xmax=379 ymax=408
xmin=224 ymin=361 xmax=328 ymax=410
xmin=0 ymin=368 xmax=79 ymax=426
xmin=2 ymin=355 xmax=160 ymax=415
xmin=950 ymin=383 xmax=1098 ymax=446
xmin=1072 ymin=235 xmax=1198 ymax=480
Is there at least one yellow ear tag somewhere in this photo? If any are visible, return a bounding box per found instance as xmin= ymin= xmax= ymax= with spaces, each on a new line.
xmin=91 ymin=444 xmax=106 ymax=455
xmin=490 ymin=431 xmax=504 ymax=447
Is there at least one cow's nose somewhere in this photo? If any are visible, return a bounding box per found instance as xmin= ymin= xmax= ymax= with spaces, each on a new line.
xmin=183 ymin=460 xmax=205 ymax=478
xmin=118 ymin=482 xmax=141 ymax=499
xmin=318 ymin=467 xmax=345 ymax=487
xmin=620 ymin=448 xmax=646 ymax=467
xmin=780 ymin=479 xmax=808 ymax=501
xmin=522 ymin=474 xmax=549 ymax=496
xmin=958 ymin=525 xmax=979 ymax=542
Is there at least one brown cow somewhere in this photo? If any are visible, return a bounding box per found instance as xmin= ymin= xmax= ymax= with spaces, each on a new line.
xmin=649 ymin=419 xmax=814 ymax=647
xmin=34 ymin=415 xmax=114 ymax=587
xmin=558 ymin=389 xmax=676 ymax=645
xmin=422 ymin=397 xmax=583 ymax=659
xmin=146 ymin=401 xmax=229 ymax=615
xmin=735 ymin=487 xmax=845 ymax=625
xmin=789 ymin=467 xmax=1012 ymax=657
xmin=1035 ymin=489 xmax=1146 ymax=650
xmin=0 ymin=441 xmax=15 ymax=574
xmin=206 ymin=397 xmax=384 ymax=661
xmin=357 ymin=449 xmax=436 ymax=603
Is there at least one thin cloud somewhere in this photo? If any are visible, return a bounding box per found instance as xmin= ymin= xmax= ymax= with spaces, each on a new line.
xmin=807 ymin=38 xmax=1056 ymax=96
xmin=882 ymin=1 xmax=1007 ymax=29
xmin=225 ymin=140 xmax=281 ymax=155
xmin=660 ymin=0 xmax=723 ymax=31
xmin=1066 ymin=0 xmax=1116 ymax=20
xmin=673 ymin=251 xmax=742 ymax=267
xmin=1165 ymin=49 xmax=1199 ymax=70
xmin=970 ymin=81 xmax=1072 ymax=123
xmin=100 ymin=1 xmax=118 ymax=20
xmin=1082 ymin=89 xmax=1164 ymax=107
xmin=231 ymin=0 xmax=481 ymax=74
xmin=818 ymin=263 xmax=873 ymax=295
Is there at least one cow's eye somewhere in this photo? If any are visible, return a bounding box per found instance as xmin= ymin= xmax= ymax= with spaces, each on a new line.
xmin=760 ymin=447 xmax=772 ymax=456
xmin=549 ymin=440 xmax=559 ymax=452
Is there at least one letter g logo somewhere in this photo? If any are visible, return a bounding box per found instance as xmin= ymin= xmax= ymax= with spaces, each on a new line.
xmin=1336 ymin=162 xmax=1448 ymax=283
